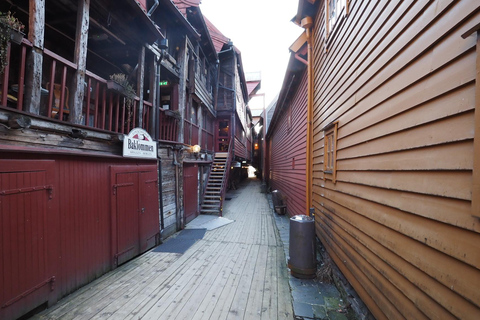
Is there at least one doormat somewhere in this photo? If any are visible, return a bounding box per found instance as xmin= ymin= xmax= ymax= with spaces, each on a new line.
xmin=153 ymin=228 xmax=206 ymax=254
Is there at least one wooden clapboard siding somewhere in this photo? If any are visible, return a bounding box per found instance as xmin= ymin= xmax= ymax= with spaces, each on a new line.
xmin=269 ymin=70 xmax=308 ymax=217
xmin=310 ymin=0 xmax=480 ymax=319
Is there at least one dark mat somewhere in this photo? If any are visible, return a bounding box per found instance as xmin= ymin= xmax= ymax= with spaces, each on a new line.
xmin=153 ymin=228 xmax=207 ymax=254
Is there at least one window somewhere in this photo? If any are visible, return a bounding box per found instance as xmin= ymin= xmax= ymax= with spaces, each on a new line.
xmin=326 ymin=0 xmax=348 ymax=37
xmin=323 ymin=121 xmax=338 ymax=182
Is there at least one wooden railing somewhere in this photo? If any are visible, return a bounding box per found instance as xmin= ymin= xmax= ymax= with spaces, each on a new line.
xmin=158 ymin=109 xmax=179 ymax=142
xmin=184 ymin=119 xmax=199 ymax=146
xmin=201 ymin=128 xmax=214 ymax=152
xmin=218 ymin=138 xmax=234 ymax=216
xmin=0 ymin=39 xmax=152 ymax=135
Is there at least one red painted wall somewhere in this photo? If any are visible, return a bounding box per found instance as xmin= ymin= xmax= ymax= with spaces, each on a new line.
xmin=268 ymin=70 xmax=308 ymax=217
xmin=0 ymin=153 xmax=159 ymax=319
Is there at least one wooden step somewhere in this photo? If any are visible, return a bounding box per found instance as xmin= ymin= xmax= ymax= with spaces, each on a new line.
xmin=215 ymin=152 xmax=228 ymax=157
xmin=200 ymin=209 xmax=221 ymax=214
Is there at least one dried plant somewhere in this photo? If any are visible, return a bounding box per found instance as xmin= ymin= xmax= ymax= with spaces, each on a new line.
xmin=0 ymin=11 xmax=25 ymax=32
xmin=0 ymin=11 xmax=25 ymax=73
xmin=109 ymin=73 xmax=136 ymax=126
xmin=316 ymin=256 xmax=334 ymax=283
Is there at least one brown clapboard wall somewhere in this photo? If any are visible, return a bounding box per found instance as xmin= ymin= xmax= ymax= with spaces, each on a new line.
xmin=311 ymin=0 xmax=480 ymax=319
xmin=269 ymin=69 xmax=308 ymax=217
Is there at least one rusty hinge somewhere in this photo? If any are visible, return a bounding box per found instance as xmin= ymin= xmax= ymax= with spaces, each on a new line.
xmin=0 ymin=185 xmax=53 ymax=199
xmin=2 ymin=276 xmax=55 ymax=308
xmin=113 ymin=246 xmax=135 ymax=266
xmin=112 ymin=182 xmax=134 ymax=195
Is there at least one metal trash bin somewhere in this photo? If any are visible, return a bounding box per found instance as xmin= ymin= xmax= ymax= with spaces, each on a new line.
xmin=271 ymin=190 xmax=286 ymax=215
xmin=288 ymin=215 xmax=316 ymax=279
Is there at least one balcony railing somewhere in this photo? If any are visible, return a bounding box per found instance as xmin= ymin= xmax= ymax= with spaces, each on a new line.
xmin=0 ymin=40 xmax=151 ymax=135
xmin=184 ymin=119 xmax=199 ymax=146
xmin=201 ymin=128 xmax=214 ymax=152
xmin=158 ymin=108 xmax=179 ymax=142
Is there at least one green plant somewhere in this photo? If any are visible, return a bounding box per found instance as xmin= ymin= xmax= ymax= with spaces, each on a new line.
xmin=0 ymin=11 xmax=25 ymax=73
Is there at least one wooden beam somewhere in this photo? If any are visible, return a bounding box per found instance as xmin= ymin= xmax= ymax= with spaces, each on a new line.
xmin=137 ymin=46 xmax=146 ymax=129
xmin=24 ymin=0 xmax=45 ymax=114
xmin=472 ymin=32 xmax=480 ymax=217
xmin=71 ymin=0 xmax=90 ymax=125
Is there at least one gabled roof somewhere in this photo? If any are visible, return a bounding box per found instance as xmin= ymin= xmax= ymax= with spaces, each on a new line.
xmin=204 ymin=16 xmax=230 ymax=53
xmin=247 ymin=81 xmax=261 ymax=97
xmin=159 ymin=0 xmax=200 ymax=39
xmin=172 ymin=0 xmax=217 ymax=60
xmin=172 ymin=0 xmax=202 ymax=15
xmin=266 ymin=31 xmax=308 ymax=139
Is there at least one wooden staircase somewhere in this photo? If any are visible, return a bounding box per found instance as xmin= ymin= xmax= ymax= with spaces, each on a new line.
xmin=200 ymin=152 xmax=229 ymax=215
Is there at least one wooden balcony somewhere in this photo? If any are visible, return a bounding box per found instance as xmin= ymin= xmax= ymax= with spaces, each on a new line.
xmin=158 ymin=109 xmax=179 ymax=142
xmin=184 ymin=119 xmax=200 ymax=146
xmin=201 ymin=128 xmax=214 ymax=152
xmin=0 ymin=40 xmax=152 ymax=136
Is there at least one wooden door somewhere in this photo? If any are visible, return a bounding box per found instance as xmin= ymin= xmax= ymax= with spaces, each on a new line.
xmin=139 ymin=171 xmax=159 ymax=252
xmin=216 ymin=118 xmax=230 ymax=152
xmin=111 ymin=165 xmax=160 ymax=267
xmin=113 ymin=171 xmax=140 ymax=266
xmin=0 ymin=160 xmax=58 ymax=320
xmin=183 ymin=164 xmax=199 ymax=224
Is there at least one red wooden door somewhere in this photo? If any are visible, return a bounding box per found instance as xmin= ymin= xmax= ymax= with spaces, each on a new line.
xmin=183 ymin=164 xmax=198 ymax=224
xmin=139 ymin=171 xmax=159 ymax=252
xmin=111 ymin=165 xmax=159 ymax=267
xmin=216 ymin=118 xmax=230 ymax=152
xmin=0 ymin=161 xmax=58 ymax=320
xmin=114 ymin=171 xmax=140 ymax=266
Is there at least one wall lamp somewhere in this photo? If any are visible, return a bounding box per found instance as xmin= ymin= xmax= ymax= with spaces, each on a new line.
xmin=191 ymin=144 xmax=201 ymax=158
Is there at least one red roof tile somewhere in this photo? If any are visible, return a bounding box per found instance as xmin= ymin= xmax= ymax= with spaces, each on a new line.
xmin=172 ymin=0 xmax=201 ymax=15
xmin=204 ymin=16 xmax=230 ymax=53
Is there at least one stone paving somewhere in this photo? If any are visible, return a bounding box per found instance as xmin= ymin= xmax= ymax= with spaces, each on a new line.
xmin=267 ymin=192 xmax=353 ymax=320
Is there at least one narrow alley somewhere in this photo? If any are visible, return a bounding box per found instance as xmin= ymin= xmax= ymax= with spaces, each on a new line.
xmin=32 ymin=178 xmax=294 ymax=320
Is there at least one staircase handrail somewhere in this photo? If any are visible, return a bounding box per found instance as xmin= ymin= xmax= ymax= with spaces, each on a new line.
xmin=219 ymin=138 xmax=233 ymax=216
xmin=201 ymin=152 xmax=213 ymax=208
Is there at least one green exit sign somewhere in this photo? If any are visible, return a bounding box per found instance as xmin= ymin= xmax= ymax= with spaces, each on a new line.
xmin=159 ymin=80 xmax=169 ymax=86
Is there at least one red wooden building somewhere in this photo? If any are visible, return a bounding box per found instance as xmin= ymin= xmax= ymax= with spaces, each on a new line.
xmin=205 ymin=16 xmax=253 ymax=197
xmin=266 ymin=33 xmax=309 ymax=217
xmin=0 ymin=1 xmax=167 ymax=318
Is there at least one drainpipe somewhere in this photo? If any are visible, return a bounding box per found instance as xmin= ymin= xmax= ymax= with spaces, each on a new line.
xmin=302 ymin=16 xmax=314 ymax=217
xmin=158 ymin=158 xmax=164 ymax=231
xmin=148 ymin=0 xmax=159 ymax=16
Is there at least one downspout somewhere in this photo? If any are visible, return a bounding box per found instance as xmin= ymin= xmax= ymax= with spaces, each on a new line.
xmin=147 ymin=0 xmax=159 ymax=16
xmin=232 ymin=52 xmax=237 ymax=158
xmin=158 ymin=158 xmax=164 ymax=231
xmin=302 ymin=16 xmax=314 ymax=217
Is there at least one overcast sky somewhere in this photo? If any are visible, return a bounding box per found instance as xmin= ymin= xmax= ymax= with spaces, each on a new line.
xmin=200 ymin=0 xmax=302 ymax=108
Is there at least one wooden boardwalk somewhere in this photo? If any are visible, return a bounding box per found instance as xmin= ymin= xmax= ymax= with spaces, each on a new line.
xmin=33 ymin=178 xmax=293 ymax=320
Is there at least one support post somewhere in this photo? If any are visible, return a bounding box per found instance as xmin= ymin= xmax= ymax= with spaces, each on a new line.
xmin=25 ymin=0 xmax=45 ymax=114
xmin=137 ymin=46 xmax=145 ymax=128
xmin=71 ymin=0 xmax=90 ymax=124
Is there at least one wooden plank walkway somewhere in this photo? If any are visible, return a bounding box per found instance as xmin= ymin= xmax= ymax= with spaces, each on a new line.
xmin=33 ymin=178 xmax=293 ymax=320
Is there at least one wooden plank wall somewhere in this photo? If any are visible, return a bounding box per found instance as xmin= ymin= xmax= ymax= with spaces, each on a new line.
xmin=0 ymin=153 xmax=157 ymax=301
xmin=311 ymin=0 xmax=480 ymax=319
xmin=158 ymin=148 xmax=178 ymax=237
xmin=269 ymin=70 xmax=308 ymax=217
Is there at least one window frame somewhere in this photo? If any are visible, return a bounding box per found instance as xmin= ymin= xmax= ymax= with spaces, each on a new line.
xmin=323 ymin=121 xmax=338 ymax=183
xmin=326 ymin=0 xmax=349 ymax=39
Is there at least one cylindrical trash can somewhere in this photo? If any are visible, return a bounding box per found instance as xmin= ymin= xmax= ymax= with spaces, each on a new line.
xmin=288 ymin=215 xmax=316 ymax=279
